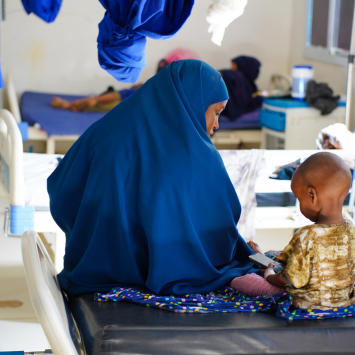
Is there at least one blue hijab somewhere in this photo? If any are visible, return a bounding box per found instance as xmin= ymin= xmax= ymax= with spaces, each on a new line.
xmin=97 ymin=0 xmax=194 ymax=83
xmin=21 ymin=0 xmax=62 ymax=23
xmin=48 ymin=60 xmax=257 ymax=297
xmin=221 ymin=56 xmax=262 ymax=120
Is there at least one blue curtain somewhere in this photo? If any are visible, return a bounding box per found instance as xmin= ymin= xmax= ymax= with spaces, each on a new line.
xmin=22 ymin=0 xmax=62 ymax=23
xmin=97 ymin=0 xmax=194 ymax=83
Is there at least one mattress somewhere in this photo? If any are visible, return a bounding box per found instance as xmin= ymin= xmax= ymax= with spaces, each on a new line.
xmin=218 ymin=110 xmax=260 ymax=130
xmin=21 ymin=91 xmax=260 ymax=136
xmin=23 ymin=152 xmax=63 ymax=208
xmin=21 ymin=91 xmax=105 ymax=136
xmin=69 ymin=293 xmax=355 ymax=355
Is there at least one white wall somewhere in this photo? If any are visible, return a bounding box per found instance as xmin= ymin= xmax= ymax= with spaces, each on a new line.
xmin=3 ymin=0 xmax=293 ymax=96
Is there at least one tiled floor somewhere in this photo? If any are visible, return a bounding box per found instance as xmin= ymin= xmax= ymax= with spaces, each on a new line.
xmin=0 ymin=198 xmax=50 ymax=352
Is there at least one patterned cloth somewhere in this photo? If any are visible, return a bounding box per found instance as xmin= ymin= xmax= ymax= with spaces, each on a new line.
xmin=94 ymin=287 xmax=355 ymax=320
xmin=277 ymin=219 xmax=355 ymax=310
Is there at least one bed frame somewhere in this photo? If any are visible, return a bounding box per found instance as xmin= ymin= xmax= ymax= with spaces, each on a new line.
xmin=211 ymin=129 xmax=262 ymax=148
xmin=0 ymin=109 xmax=65 ymax=271
xmin=6 ymin=75 xmax=79 ymax=154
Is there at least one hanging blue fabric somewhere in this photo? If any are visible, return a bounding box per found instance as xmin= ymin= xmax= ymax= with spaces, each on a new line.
xmin=48 ymin=60 xmax=257 ymax=297
xmin=22 ymin=0 xmax=62 ymax=23
xmin=97 ymin=0 xmax=194 ymax=83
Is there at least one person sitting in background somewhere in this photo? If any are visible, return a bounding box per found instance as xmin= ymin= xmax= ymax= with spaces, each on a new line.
xmin=50 ymin=84 xmax=142 ymax=112
xmin=232 ymin=152 xmax=355 ymax=310
xmin=220 ymin=55 xmax=262 ymax=120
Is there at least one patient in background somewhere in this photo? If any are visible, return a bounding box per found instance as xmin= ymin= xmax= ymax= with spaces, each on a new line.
xmin=50 ymin=84 xmax=142 ymax=112
xmin=233 ymin=152 xmax=355 ymax=310
xmin=219 ymin=55 xmax=262 ymax=121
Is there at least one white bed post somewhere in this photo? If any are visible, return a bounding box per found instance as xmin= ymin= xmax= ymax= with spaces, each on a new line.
xmin=345 ymin=5 xmax=355 ymax=129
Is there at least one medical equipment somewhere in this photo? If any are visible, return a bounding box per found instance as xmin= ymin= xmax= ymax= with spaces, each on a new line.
xmin=291 ymin=65 xmax=314 ymax=100
xmin=21 ymin=229 xmax=355 ymax=355
xmin=0 ymin=109 xmax=65 ymax=271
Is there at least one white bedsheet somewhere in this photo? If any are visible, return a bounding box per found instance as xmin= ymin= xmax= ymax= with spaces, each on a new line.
xmin=23 ymin=153 xmax=63 ymax=208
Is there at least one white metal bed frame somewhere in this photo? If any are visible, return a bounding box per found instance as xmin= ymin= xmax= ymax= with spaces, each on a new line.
xmin=0 ymin=108 xmax=65 ymax=271
xmin=6 ymin=75 xmax=79 ymax=154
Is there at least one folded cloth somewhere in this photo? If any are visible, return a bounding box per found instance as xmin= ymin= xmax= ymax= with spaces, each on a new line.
xmin=206 ymin=0 xmax=248 ymax=46
xmin=306 ymin=80 xmax=340 ymax=115
xmin=97 ymin=0 xmax=194 ymax=83
xmin=21 ymin=0 xmax=62 ymax=23
xmin=95 ymin=286 xmax=355 ymax=319
xmin=317 ymin=123 xmax=355 ymax=151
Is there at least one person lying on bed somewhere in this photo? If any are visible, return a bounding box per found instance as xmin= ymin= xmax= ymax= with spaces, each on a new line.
xmin=219 ymin=55 xmax=262 ymax=121
xmin=47 ymin=59 xmax=259 ymax=297
xmin=50 ymin=84 xmax=142 ymax=112
xmin=51 ymin=49 xmax=200 ymax=113
xmin=233 ymin=152 xmax=355 ymax=310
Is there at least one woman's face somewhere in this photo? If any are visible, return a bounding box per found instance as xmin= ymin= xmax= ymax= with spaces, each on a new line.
xmin=205 ymin=100 xmax=228 ymax=138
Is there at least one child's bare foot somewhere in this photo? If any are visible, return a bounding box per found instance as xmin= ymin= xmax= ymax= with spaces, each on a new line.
xmin=71 ymin=97 xmax=97 ymax=112
xmin=51 ymin=97 xmax=71 ymax=109
xmin=247 ymin=241 xmax=264 ymax=254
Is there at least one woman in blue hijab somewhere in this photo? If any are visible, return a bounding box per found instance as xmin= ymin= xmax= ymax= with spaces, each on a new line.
xmin=220 ymin=55 xmax=262 ymax=120
xmin=48 ymin=60 xmax=257 ymax=297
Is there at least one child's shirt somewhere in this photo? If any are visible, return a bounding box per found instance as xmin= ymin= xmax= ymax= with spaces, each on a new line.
xmin=277 ymin=219 xmax=355 ymax=310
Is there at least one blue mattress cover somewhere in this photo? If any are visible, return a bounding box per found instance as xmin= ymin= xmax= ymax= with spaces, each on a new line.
xmin=219 ymin=110 xmax=260 ymax=130
xmin=21 ymin=91 xmax=260 ymax=136
xmin=21 ymin=91 xmax=106 ymax=136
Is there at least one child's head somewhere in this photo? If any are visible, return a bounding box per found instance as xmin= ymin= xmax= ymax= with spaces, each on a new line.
xmin=291 ymin=152 xmax=351 ymax=223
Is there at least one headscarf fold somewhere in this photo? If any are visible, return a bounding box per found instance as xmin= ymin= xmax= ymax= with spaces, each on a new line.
xmin=21 ymin=0 xmax=62 ymax=23
xmin=221 ymin=56 xmax=261 ymax=120
xmin=48 ymin=59 xmax=256 ymax=297
xmin=97 ymin=0 xmax=194 ymax=83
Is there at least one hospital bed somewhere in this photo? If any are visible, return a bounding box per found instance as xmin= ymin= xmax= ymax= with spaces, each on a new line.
xmin=21 ymin=229 xmax=355 ymax=355
xmin=0 ymin=109 xmax=65 ymax=271
xmin=6 ymin=76 xmax=93 ymax=154
xmin=211 ymin=110 xmax=262 ymax=148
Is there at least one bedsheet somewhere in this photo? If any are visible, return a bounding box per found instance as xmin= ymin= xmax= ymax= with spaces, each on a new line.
xmin=219 ymin=110 xmax=260 ymax=130
xmin=254 ymin=150 xmax=355 ymax=207
xmin=23 ymin=153 xmax=63 ymax=208
xmin=21 ymin=91 xmax=105 ymax=136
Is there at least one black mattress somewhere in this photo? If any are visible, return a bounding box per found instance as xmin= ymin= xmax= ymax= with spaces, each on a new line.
xmin=69 ymin=293 xmax=355 ymax=355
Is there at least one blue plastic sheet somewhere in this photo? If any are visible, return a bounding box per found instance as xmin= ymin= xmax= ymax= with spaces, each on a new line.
xmin=22 ymin=0 xmax=62 ymax=23
xmin=97 ymin=0 xmax=194 ymax=83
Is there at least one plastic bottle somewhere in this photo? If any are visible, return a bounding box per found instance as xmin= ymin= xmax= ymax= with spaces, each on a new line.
xmin=291 ymin=65 xmax=314 ymax=100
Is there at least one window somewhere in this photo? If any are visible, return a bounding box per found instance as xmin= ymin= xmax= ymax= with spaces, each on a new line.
xmin=305 ymin=0 xmax=355 ymax=66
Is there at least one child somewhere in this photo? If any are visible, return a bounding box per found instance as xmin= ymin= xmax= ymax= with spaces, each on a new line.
xmin=232 ymin=152 xmax=355 ymax=310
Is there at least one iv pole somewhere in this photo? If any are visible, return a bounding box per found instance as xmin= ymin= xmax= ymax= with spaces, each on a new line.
xmin=345 ymin=4 xmax=355 ymax=129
